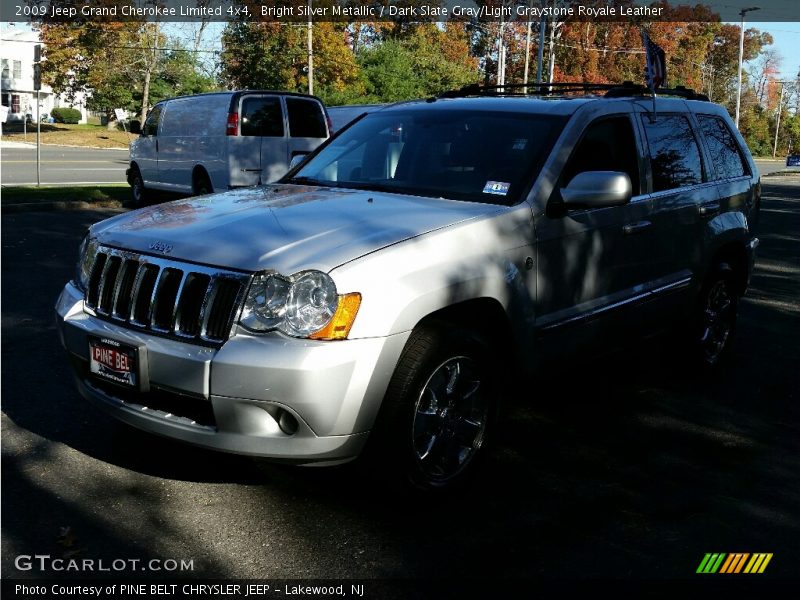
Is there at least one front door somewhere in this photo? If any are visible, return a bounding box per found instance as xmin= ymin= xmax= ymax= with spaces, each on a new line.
xmin=535 ymin=111 xmax=655 ymax=354
xmin=134 ymin=103 xmax=163 ymax=185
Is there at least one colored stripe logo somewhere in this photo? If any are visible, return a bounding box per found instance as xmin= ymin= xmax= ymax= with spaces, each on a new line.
xmin=697 ymin=553 xmax=773 ymax=574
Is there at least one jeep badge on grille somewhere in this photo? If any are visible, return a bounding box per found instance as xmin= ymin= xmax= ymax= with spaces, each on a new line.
xmin=149 ymin=241 xmax=173 ymax=255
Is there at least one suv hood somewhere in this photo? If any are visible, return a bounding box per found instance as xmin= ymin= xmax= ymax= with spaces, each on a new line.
xmin=92 ymin=185 xmax=503 ymax=274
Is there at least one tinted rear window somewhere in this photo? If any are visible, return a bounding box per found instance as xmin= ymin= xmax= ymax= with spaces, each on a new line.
xmin=286 ymin=98 xmax=327 ymax=138
xmin=643 ymin=115 xmax=704 ymax=192
xmin=241 ymin=96 xmax=284 ymax=137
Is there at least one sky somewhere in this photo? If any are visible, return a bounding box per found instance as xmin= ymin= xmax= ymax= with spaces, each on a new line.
xmin=753 ymin=23 xmax=800 ymax=81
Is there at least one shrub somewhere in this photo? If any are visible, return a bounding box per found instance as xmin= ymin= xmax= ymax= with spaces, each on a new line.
xmin=51 ymin=107 xmax=82 ymax=124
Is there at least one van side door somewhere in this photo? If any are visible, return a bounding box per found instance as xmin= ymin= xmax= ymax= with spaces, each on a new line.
xmin=132 ymin=103 xmax=163 ymax=186
xmin=229 ymin=94 xmax=286 ymax=187
xmin=285 ymin=97 xmax=329 ymax=170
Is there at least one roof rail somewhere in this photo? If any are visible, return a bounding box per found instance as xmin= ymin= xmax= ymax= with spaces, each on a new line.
xmin=436 ymin=81 xmax=709 ymax=101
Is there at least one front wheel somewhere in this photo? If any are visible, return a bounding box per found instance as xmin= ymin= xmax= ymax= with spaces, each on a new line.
xmin=129 ymin=167 xmax=148 ymax=207
xmin=193 ymin=171 xmax=213 ymax=196
xmin=369 ymin=324 xmax=499 ymax=491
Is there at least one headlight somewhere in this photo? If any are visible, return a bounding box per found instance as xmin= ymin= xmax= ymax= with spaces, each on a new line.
xmin=75 ymin=235 xmax=96 ymax=291
xmin=240 ymin=270 xmax=360 ymax=340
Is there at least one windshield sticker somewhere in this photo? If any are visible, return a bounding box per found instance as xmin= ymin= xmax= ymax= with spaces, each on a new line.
xmin=483 ymin=181 xmax=511 ymax=196
xmin=512 ymin=139 xmax=527 ymax=150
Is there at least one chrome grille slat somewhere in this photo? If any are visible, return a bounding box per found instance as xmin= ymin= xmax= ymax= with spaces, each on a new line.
xmin=82 ymin=247 xmax=249 ymax=347
xmin=96 ymin=256 xmax=122 ymax=315
xmin=111 ymin=259 xmax=138 ymax=320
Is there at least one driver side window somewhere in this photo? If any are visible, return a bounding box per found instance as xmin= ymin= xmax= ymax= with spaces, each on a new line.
xmin=562 ymin=116 xmax=641 ymax=196
xmin=142 ymin=104 xmax=163 ymax=137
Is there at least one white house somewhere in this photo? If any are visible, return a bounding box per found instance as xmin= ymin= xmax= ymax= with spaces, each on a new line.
xmin=1 ymin=26 xmax=88 ymax=123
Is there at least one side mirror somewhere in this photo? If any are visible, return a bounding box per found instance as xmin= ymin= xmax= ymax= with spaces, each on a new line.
xmin=129 ymin=120 xmax=141 ymax=135
xmin=289 ymin=153 xmax=308 ymax=170
xmin=561 ymin=171 xmax=632 ymax=208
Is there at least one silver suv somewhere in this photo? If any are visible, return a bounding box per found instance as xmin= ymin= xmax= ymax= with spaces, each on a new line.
xmin=56 ymin=84 xmax=760 ymax=490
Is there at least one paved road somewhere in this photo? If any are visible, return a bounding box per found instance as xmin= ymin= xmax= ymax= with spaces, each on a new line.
xmin=2 ymin=181 xmax=799 ymax=587
xmin=0 ymin=144 xmax=128 ymax=186
xmin=755 ymin=158 xmax=794 ymax=176
xmin=0 ymin=144 xmax=789 ymax=187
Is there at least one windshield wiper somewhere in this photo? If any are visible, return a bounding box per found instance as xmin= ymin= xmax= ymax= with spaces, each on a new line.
xmin=286 ymin=176 xmax=338 ymax=187
xmin=338 ymin=181 xmax=401 ymax=194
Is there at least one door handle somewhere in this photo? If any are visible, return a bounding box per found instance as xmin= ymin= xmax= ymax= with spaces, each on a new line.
xmin=699 ymin=201 xmax=720 ymax=216
xmin=623 ymin=220 xmax=652 ymax=235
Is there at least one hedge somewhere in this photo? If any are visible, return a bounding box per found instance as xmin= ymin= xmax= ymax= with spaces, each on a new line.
xmin=51 ymin=107 xmax=82 ymax=124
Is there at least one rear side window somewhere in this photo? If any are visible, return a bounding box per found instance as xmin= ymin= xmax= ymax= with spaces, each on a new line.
xmin=643 ymin=115 xmax=704 ymax=192
xmin=241 ymin=97 xmax=284 ymax=137
xmin=697 ymin=115 xmax=748 ymax=179
xmin=286 ymin=98 xmax=327 ymax=138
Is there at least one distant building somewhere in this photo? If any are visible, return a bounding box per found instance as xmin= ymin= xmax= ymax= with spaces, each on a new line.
xmin=1 ymin=27 xmax=88 ymax=123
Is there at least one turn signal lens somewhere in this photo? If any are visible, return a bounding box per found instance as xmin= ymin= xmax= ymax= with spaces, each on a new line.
xmin=309 ymin=293 xmax=362 ymax=341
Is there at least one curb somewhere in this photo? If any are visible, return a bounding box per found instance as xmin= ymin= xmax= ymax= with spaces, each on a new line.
xmin=1 ymin=141 xmax=129 ymax=151
xmin=762 ymin=171 xmax=800 ymax=178
xmin=2 ymin=201 xmax=126 ymax=214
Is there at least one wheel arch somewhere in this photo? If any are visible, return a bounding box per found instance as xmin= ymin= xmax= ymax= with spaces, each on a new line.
xmin=413 ymin=297 xmax=516 ymax=367
xmin=192 ymin=164 xmax=213 ymax=192
xmin=709 ymin=241 xmax=749 ymax=296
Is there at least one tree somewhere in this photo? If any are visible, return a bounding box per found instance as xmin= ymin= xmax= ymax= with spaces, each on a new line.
xmin=38 ymin=19 xmax=143 ymax=124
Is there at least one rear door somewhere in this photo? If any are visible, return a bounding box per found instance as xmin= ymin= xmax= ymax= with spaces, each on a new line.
xmin=637 ymin=108 xmax=713 ymax=318
xmin=229 ymin=94 xmax=286 ymax=186
xmin=285 ymin=97 xmax=329 ymax=172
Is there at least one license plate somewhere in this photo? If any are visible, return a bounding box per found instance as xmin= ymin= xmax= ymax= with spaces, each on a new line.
xmin=89 ymin=337 xmax=138 ymax=388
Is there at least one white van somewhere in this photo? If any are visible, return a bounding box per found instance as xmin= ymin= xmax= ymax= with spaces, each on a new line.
xmin=127 ymin=91 xmax=330 ymax=205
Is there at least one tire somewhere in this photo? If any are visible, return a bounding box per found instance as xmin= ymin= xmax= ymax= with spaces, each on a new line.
xmin=193 ymin=171 xmax=213 ymax=196
xmin=129 ymin=167 xmax=148 ymax=207
xmin=691 ymin=262 xmax=739 ymax=368
xmin=368 ymin=323 xmax=499 ymax=491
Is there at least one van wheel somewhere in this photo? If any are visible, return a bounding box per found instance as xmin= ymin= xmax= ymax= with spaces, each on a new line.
xmin=691 ymin=262 xmax=739 ymax=368
xmin=368 ymin=323 xmax=498 ymax=491
xmin=193 ymin=172 xmax=213 ymax=196
xmin=129 ymin=167 xmax=148 ymax=207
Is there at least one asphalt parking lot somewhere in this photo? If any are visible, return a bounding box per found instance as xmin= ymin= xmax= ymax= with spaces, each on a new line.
xmin=2 ymin=178 xmax=799 ymax=585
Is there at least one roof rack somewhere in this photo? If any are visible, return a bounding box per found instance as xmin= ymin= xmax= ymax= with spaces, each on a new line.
xmin=436 ymin=81 xmax=709 ymax=101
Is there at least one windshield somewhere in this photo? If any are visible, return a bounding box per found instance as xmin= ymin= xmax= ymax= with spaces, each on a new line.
xmin=286 ymin=109 xmax=566 ymax=205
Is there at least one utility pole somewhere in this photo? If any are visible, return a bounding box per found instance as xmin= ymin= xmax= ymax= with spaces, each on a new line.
xmin=33 ymin=43 xmax=41 ymax=186
xmin=536 ymin=15 xmax=546 ymax=84
xmin=497 ymin=5 xmax=506 ymax=86
xmin=307 ymin=0 xmax=314 ymax=95
xmin=773 ymin=81 xmax=786 ymax=158
xmin=735 ymin=6 xmax=760 ymax=128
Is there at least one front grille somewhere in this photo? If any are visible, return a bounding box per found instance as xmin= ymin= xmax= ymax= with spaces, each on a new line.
xmin=84 ymin=247 xmax=250 ymax=346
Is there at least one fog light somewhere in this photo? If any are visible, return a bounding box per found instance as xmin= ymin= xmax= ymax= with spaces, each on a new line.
xmin=278 ymin=410 xmax=298 ymax=435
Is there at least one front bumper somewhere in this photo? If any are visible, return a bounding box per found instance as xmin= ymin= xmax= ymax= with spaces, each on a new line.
xmin=56 ymin=282 xmax=409 ymax=465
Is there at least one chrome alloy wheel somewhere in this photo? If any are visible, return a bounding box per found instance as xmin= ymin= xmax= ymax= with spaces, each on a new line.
xmin=411 ymin=356 xmax=490 ymax=483
xmin=700 ymin=279 xmax=733 ymax=364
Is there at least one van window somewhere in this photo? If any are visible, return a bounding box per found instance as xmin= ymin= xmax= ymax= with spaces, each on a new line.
xmin=562 ymin=116 xmax=641 ymax=195
xmin=241 ymin=97 xmax=284 ymax=137
xmin=286 ymin=98 xmax=326 ymax=138
xmin=142 ymin=104 xmax=163 ymax=136
xmin=160 ymin=96 xmax=222 ymax=137
xmin=643 ymin=115 xmax=704 ymax=192
xmin=697 ymin=115 xmax=748 ymax=179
